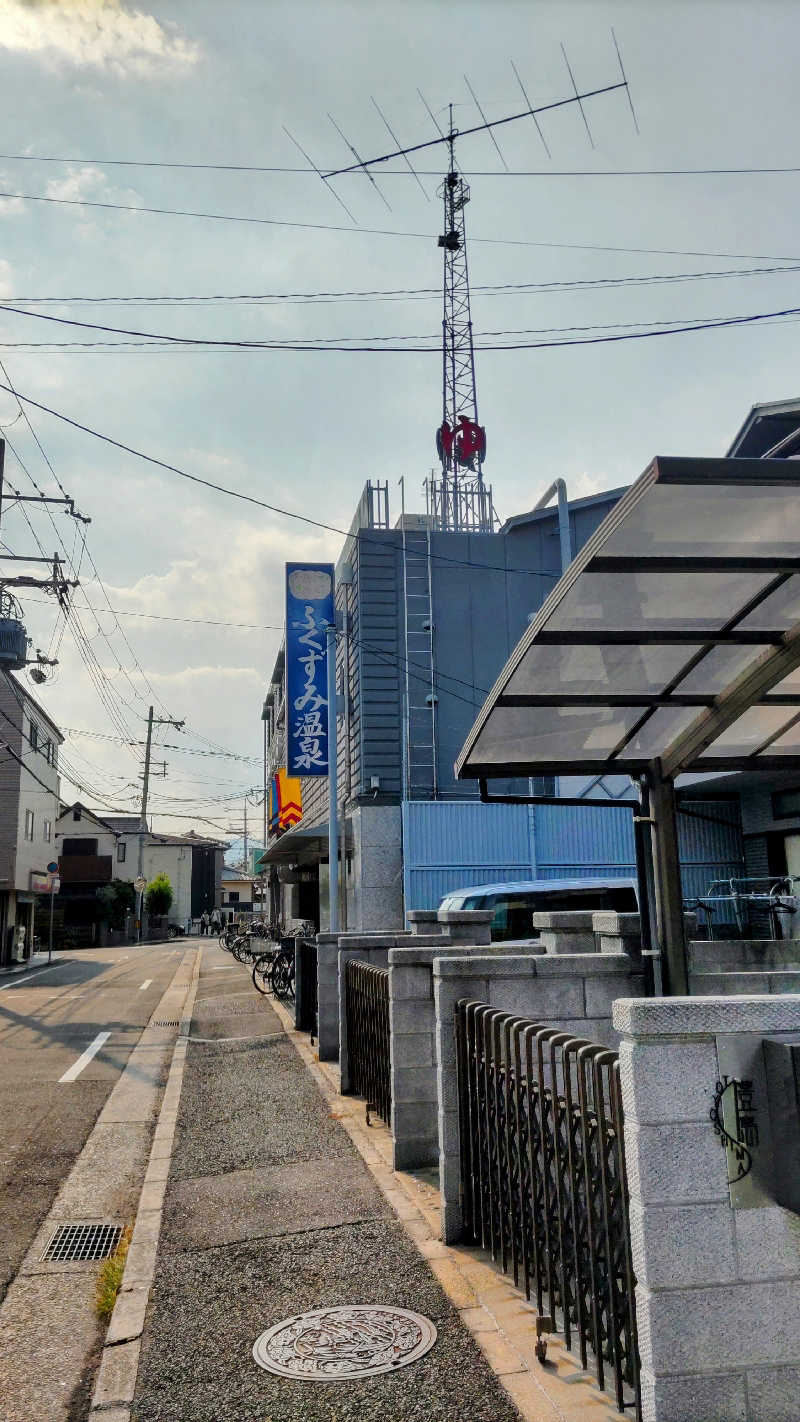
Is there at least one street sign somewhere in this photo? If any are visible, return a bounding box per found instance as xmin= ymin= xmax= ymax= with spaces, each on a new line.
xmin=47 ymin=861 xmax=58 ymax=874
xmin=134 ymin=876 xmax=147 ymax=893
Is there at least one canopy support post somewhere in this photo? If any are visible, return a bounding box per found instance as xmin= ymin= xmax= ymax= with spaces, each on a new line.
xmin=647 ymin=764 xmax=687 ymax=996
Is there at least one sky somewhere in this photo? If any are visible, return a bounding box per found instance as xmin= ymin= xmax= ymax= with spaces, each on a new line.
xmin=2 ymin=0 xmax=800 ymax=843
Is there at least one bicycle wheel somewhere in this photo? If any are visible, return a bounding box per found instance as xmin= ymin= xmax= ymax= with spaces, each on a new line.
xmin=272 ymin=951 xmax=296 ymax=1001
xmin=232 ymin=935 xmax=251 ymax=963
xmin=252 ymin=952 xmax=274 ymax=995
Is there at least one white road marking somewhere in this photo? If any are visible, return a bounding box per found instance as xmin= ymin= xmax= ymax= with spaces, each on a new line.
xmin=59 ymin=1031 xmax=111 ymax=1083
xmin=139 ymin=979 xmax=153 ymax=990
xmin=0 ymin=961 xmax=61 ymax=991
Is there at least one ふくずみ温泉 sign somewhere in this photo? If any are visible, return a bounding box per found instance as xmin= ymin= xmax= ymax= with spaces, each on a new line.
xmin=285 ymin=563 xmax=334 ymax=777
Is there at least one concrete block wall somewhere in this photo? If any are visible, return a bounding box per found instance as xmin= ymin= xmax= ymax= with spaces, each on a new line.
xmin=434 ymin=952 xmax=646 ymax=1243
xmin=320 ymin=909 xmax=493 ymax=1083
xmin=388 ymin=940 xmax=541 ymax=1171
xmin=613 ymin=995 xmax=800 ymax=1422
xmin=687 ymin=938 xmax=800 ymax=998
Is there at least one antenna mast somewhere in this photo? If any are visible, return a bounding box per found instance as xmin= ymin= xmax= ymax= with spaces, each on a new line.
xmin=429 ymin=107 xmax=493 ymax=534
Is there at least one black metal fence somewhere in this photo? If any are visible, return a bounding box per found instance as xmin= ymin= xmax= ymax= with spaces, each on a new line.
xmin=344 ymin=959 xmax=391 ymax=1126
xmin=294 ymin=938 xmax=318 ymax=1039
xmin=455 ymin=1001 xmax=640 ymax=1418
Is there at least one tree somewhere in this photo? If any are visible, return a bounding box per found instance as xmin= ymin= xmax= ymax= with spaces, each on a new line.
xmin=96 ymin=879 xmax=136 ymax=929
xmin=145 ymin=872 xmax=173 ymax=916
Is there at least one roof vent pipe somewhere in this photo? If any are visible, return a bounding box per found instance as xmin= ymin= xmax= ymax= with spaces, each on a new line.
xmin=533 ymin=478 xmax=573 ymax=573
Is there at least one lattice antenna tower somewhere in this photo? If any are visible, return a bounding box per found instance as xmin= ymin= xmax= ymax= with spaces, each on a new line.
xmin=430 ymin=104 xmax=492 ymax=534
xmin=301 ymin=34 xmax=637 ymax=533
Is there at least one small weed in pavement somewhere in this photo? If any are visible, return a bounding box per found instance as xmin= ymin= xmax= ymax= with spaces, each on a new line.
xmin=95 ymin=1223 xmax=132 ymax=1320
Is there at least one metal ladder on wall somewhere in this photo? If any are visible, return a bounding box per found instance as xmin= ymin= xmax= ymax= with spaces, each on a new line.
xmin=401 ymin=515 xmax=438 ymax=799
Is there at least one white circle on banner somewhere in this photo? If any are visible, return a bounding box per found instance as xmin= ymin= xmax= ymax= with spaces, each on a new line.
xmin=288 ymin=568 xmax=332 ymax=601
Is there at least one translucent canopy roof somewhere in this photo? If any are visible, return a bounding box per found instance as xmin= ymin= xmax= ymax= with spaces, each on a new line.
xmin=456 ymin=456 xmax=800 ymax=782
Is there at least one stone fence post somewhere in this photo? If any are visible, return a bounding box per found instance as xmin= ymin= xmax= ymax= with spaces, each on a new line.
xmin=613 ymin=994 xmax=800 ymax=1422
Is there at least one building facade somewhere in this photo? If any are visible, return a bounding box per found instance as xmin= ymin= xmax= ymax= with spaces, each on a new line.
xmin=261 ymin=481 xmax=637 ymax=931
xmin=0 ymin=675 xmax=62 ymax=965
xmin=54 ymin=805 xmax=226 ymax=942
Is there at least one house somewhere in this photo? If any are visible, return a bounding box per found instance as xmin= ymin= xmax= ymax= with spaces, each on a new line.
xmin=0 ymin=674 xmax=63 ymax=965
xmin=220 ymin=867 xmax=258 ymax=920
xmin=54 ymin=805 xmax=226 ymax=942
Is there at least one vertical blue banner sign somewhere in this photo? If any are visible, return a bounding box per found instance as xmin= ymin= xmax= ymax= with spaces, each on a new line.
xmin=285 ymin=563 xmax=335 ymax=777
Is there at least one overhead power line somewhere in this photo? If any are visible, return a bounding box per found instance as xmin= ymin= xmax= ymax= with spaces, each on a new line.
xmin=3 ymin=298 xmax=800 ymax=355
xmin=2 ymin=185 xmax=799 ymax=263
xmin=6 ymin=263 xmax=800 ymax=307
xmin=8 ymin=149 xmax=800 ymax=178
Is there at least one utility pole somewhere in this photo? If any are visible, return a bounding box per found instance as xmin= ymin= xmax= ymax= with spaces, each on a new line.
xmin=137 ymin=704 xmax=184 ymax=941
xmin=243 ymin=798 xmax=248 ymax=877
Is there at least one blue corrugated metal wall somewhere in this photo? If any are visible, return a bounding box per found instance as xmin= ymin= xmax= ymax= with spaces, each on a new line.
xmin=402 ymin=797 xmax=744 ymax=914
xmin=402 ymin=800 xmax=534 ymax=910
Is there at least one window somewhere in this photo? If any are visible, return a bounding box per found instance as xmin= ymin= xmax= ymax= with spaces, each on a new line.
xmin=24 ymin=809 xmax=34 ymax=841
xmin=228 ymin=891 xmax=240 ymax=904
xmin=117 ymin=842 xmax=126 ymax=863
xmin=29 ymin=721 xmax=37 ymax=753
xmin=43 ymin=819 xmax=52 ymax=843
xmin=72 ymin=807 xmax=81 ymax=821
xmin=43 ymin=739 xmax=51 ymax=765
xmin=772 ymin=788 xmax=800 ymax=820
xmin=61 ymin=837 xmax=97 ymax=856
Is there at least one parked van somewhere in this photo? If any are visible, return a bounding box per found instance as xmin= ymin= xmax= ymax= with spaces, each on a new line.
xmin=438 ymin=877 xmax=638 ymax=943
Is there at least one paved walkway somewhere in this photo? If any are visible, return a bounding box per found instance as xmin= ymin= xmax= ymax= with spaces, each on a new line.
xmin=131 ymin=945 xmax=522 ymax=1422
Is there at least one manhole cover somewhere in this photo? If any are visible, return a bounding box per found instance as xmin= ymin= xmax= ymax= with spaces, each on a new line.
xmin=252 ymin=1305 xmax=436 ymax=1381
xmin=42 ymin=1222 xmax=122 ymax=1262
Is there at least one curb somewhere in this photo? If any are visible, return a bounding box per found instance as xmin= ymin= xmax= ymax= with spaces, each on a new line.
xmin=88 ymin=945 xmax=202 ymax=1421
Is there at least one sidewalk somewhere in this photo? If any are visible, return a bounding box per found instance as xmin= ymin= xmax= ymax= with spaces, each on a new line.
xmin=127 ymin=944 xmax=522 ymax=1422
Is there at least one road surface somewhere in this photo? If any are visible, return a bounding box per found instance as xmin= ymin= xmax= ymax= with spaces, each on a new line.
xmin=0 ymin=943 xmax=185 ymax=1303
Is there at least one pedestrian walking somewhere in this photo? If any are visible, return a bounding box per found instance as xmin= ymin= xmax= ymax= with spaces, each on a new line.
xmin=211 ymin=907 xmax=221 ymax=933
xmin=200 ymin=910 xmax=209 ymax=936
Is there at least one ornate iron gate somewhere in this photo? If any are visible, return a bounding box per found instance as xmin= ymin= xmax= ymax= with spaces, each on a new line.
xmin=345 ymin=959 xmax=391 ymax=1126
xmin=455 ymin=1001 xmax=640 ymax=1417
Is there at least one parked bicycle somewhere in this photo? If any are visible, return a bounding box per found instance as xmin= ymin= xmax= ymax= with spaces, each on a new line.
xmin=252 ymin=941 xmax=296 ymax=1001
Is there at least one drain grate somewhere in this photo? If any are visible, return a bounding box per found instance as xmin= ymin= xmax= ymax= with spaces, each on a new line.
xmin=152 ymin=1019 xmax=180 ymax=1027
xmin=42 ymin=1222 xmax=122 ymax=1263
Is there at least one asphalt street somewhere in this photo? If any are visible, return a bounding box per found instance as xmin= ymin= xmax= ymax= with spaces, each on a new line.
xmin=0 ymin=943 xmax=185 ymax=1304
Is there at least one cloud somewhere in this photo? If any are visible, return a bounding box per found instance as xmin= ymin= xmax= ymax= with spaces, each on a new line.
xmin=44 ymin=165 xmax=110 ymax=202
xmin=0 ymin=258 xmax=14 ymax=297
xmin=0 ymin=1 xmax=199 ymax=74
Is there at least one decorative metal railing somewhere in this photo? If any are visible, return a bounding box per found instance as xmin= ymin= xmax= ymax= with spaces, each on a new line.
xmin=345 ymin=959 xmax=391 ymax=1126
xmin=455 ymin=1001 xmax=640 ymax=1418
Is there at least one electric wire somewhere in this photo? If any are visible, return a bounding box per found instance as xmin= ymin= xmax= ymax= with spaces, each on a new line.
xmin=5 ymin=298 xmax=800 ymax=354
xmin=3 ymin=184 xmax=800 ymax=263
xmin=8 ymin=151 xmax=800 ymax=178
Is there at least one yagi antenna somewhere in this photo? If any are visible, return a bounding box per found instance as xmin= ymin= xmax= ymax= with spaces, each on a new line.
xmin=282 ymin=125 xmax=357 ymax=224
xmin=417 ymin=88 xmax=446 ymax=141
xmin=611 ymin=26 xmax=639 ymax=134
xmin=560 ymin=42 xmax=595 ymax=149
xmin=509 ymin=59 xmax=551 ymax=159
xmin=327 ymin=112 xmax=392 ymax=211
xmin=464 ymin=74 xmax=509 ymax=171
xmin=322 ymin=36 xmax=637 ymax=180
xmin=371 ymin=96 xmax=429 ymax=200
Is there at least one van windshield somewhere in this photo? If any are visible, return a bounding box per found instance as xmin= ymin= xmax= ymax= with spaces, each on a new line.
xmin=463 ymin=885 xmax=637 ymax=941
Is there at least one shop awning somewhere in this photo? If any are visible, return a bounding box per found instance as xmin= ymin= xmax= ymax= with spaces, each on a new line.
xmin=257 ymin=822 xmax=330 ymax=866
xmin=456 ymin=456 xmax=800 ymax=783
